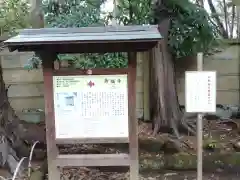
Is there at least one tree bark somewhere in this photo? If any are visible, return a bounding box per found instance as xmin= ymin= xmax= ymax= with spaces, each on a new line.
xmin=150 ymin=19 xmax=182 ymax=138
xmin=0 ymin=61 xmax=45 ymax=175
xmin=150 ymin=18 xmax=197 ymax=138
xmin=223 ymin=0 xmax=229 ymax=36
xmin=0 ymin=0 xmax=46 ymax=176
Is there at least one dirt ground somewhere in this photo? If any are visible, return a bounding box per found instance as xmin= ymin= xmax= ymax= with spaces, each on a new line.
xmin=1 ymin=119 xmax=240 ymax=179
xmin=143 ymin=171 xmax=240 ymax=180
xmin=59 ymin=170 xmax=240 ymax=179
xmin=138 ymin=119 xmax=240 ymax=153
xmin=2 ymin=168 xmax=240 ymax=180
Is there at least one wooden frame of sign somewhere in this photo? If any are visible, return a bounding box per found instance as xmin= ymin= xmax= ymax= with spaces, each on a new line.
xmin=4 ymin=26 xmax=162 ymax=180
xmin=41 ymin=52 xmax=138 ymax=179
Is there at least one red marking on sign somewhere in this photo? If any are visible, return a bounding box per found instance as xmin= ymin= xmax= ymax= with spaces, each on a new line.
xmin=88 ymin=81 xmax=95 ymax=88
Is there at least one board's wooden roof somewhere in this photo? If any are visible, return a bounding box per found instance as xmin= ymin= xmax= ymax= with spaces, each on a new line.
xmin=4 ymin=25 xmax=162 ymax=53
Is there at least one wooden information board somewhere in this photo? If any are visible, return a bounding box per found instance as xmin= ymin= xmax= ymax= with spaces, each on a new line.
xmin=41 ymin=54 xmax=138 ymax=180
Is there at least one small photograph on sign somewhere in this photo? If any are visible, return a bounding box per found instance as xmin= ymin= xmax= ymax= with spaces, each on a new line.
xmin=65 ymin=96 xmax=74 ymax=106
xmin=56 ymin=92 xmax=77 ymax=111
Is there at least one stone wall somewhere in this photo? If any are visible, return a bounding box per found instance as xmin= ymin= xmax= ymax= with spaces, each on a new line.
xmin=1 ymin=43 xmax=239 ymax=121
xmin=0 ymin=49 xmax=145 ymax=119
xmin=177 ymin=44 xmax=240 ymax=105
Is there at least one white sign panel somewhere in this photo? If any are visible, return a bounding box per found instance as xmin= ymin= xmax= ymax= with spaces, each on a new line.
xmin=53 ymin=75 xmax=128 ymax=139
xmin=185 ymin=71 xmax=216 ymax=113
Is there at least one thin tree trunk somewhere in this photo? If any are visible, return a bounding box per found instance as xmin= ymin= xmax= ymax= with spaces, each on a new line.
xmin=30 ymin=0 xmax=44 ymax=28
xmin=223 ymin=0 xmax=229 ymax=36
xmin=196 ymin=0 xmax=204 ymax=7
xmin=237 ymin=6 xmax=240 ymax=38
xmin=207 ymin=0 xmax=228 ymax=38
xmin=230 ymin=5 xmax=236 ymax=38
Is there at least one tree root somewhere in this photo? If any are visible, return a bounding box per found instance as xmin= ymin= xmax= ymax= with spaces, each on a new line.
xmin=167 ymin=116 xmax=196 ymax=139
xmin=152 ymin=115 xmax=197 ymax=139
xmin=217 ymin=120 xmax=239 ymax=130
xmin=152 ymin=122 xmax=159 ymax=137
xmin=161 ymin=135 xmax=194 ymax=153
xmin=179 ymin=112 xmax=197 ymax=136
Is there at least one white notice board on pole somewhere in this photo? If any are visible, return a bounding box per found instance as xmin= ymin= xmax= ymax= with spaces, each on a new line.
xmin=185 ymin=71 xmax=216 ymax=113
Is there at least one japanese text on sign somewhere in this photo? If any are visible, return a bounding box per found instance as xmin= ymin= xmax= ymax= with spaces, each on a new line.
xmin=185 ymin=71 xmax=216 ymax=113
xmin=53 ymin=75 xmax=129 ymax=139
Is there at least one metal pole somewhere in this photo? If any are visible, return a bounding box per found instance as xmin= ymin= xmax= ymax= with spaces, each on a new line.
xmin=197 ymin=52 xmax=203 ymax=180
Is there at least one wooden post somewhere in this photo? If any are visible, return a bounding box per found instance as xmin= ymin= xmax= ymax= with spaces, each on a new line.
xmin=128 ymin=52 xmax=139 ymax=179
xmin=197 ymin=52 xmax=203 ymax=180
xmin=30 ymin=0 xmax=58 ymax=178
xmin=40 ymin=53 xmax=60 ymax=180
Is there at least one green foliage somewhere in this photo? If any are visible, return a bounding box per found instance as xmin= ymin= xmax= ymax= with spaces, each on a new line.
xmin=114 ymin=0 xmax=217 ymax=58
xmin=58 ymin=53 xmax=127 ymax=68
xmin=2 ymin=0 xmax=218 ymax=68
xmin=0 ymin=0 xmax=30 ymax=35
xmin=43 ymin=0 xmax=105 ymax=28
xmin=25 ymin=55 xmax=42 ymax=70
xmin=42 ymin=0 xmax=127 ymax=69
xmin=153 ymin=0 xmax=218 ymax=58
xmin=203 ymin=138 xmax=218 ymax=151
xmin=115 ymin=0 xmax=153 ymax=25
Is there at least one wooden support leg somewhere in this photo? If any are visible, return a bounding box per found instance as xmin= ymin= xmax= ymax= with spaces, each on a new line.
xmin=43 ymin=69 xmax=60 ymax=179
xmin=48 ymin=158 xmax=60 ymax=180
xmin=128 ymin=52 xmax=139 ymax=179
xmin=41 ymin=53 xmax=60 ymax=180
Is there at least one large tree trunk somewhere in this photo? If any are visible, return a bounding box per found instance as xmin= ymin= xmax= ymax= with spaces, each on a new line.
xmin=150 ymin=19 xmax=196 ymax=138
xmin=0 ymin=61 xmax=46 ymax=174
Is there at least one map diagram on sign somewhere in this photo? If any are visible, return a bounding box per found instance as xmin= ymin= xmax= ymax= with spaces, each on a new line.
xmin=53 ymin=75 xmax=129 ymax=139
